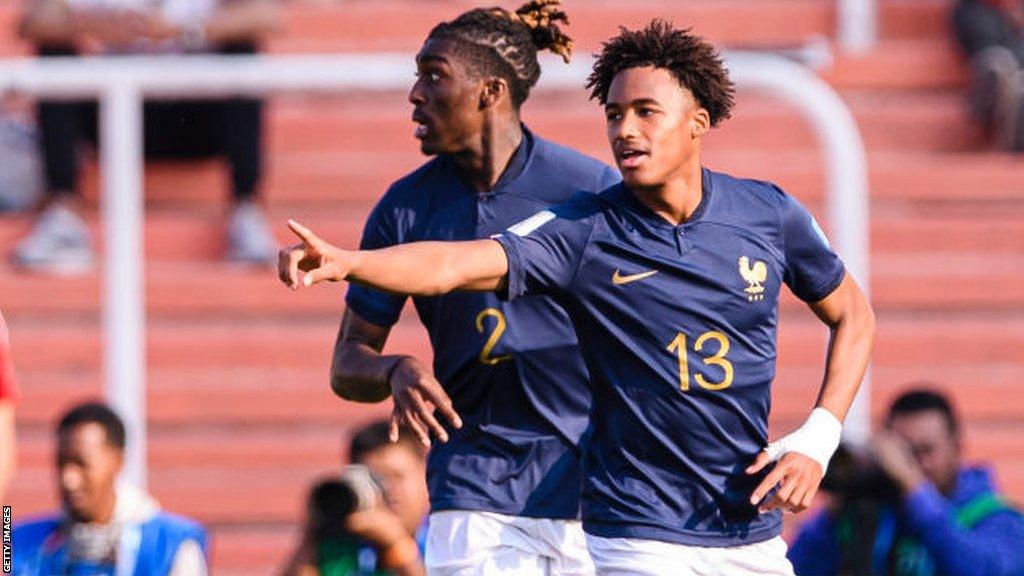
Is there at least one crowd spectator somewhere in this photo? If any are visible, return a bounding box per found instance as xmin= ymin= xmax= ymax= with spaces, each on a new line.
xmin=0 ymin=310 xmax=19 ymax=503
xmin=953 ymin=0 xmax=1024 ymax=150
xmin=12 ymin=401 xmax=209 ymax=575
xmin=789 ymin=387 xmax=1024 ymax=576
xmin=281 ymin=421 xmax=429 ymax=576
xmin=14 ymin=0 xmax=281 ymax=272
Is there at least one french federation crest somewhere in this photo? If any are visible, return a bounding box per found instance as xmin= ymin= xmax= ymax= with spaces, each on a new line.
xmin=738 ymin=256 xmax=767 ymax=302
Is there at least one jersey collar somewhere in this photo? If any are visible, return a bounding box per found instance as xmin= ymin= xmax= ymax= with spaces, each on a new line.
xmin=615 ymin=167 xmax=714 ymax=229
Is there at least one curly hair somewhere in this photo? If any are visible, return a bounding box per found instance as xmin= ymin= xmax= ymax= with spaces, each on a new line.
xmin=427 ymin=0 xmax=573 ymax=108
xmin=586 ymin=20 xmax=735 ymax=126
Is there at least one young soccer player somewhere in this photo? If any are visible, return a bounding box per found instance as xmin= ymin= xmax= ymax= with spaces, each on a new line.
xmin=280 ymin=21 xmax=874 ymax=575
xmin=281 ymin=2 xmax=618 ymax=573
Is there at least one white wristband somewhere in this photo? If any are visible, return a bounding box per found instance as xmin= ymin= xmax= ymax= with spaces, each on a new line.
xmin=763 ymin=407 xmax=843 ymax=473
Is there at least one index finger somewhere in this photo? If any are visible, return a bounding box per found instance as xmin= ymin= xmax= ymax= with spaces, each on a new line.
xmin=750 ymin=465 xmax=787 ymax=505
xmin=287 ymin=219 xmax=321 ymax=246
xmin=417 ymin=378 xmax=463 ymax=429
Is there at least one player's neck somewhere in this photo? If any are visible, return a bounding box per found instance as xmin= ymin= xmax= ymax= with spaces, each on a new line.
xmin=632 ymin=156 xmax=704 ymax=225
xmin=452 ymin=116 xmax=524 ymax=193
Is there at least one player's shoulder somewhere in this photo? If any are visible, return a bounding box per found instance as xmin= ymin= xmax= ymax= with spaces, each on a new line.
xmin=707 ymin=167 xmax=791 ymax=213
xmin=528 ymin=134 xmax=620 ymax=193
xmin=506 ymin=187 xmax=612 ymax=238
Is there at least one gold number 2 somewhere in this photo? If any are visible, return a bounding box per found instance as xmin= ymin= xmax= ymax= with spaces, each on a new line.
xmin=666 ymin=330 xmax=734 ymax=391
xmin=476 ymin=308 xmax=512 ymax=365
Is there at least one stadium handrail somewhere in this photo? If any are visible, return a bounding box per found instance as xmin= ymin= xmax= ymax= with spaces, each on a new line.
xmin=0 ymin=52 xmax=870 ymax=485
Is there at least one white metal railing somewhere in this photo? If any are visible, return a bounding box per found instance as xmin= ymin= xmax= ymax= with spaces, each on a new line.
xmin=0 ymin=53 xmax=870 ymax=484
xmin=839 ymin=0 xmax=877 ymax=53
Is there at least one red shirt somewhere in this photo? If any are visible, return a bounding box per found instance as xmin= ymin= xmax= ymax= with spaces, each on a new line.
xmin=0 ymin=312 xmax=19 ymax=402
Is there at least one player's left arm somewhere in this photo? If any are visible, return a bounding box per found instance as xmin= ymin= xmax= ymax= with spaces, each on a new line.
xmin=748 ymin=272 xmax=875 ymax=513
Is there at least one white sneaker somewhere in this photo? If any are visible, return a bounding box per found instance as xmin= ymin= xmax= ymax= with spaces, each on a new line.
xmin=12 ymin=203 xmax=93 ymax=274
xmin=226 ymin=201 xmax=275 ymax=265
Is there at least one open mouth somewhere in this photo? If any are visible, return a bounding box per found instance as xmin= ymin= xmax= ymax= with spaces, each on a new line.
xmin=618 ymin=148 xmax=648 ymax=169
xmin=412 ymin=112 xmax=431 ymax=140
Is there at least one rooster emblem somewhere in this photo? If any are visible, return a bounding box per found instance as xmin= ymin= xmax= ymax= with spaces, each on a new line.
xmin=738 ymin=256 xmax=767 ymax=302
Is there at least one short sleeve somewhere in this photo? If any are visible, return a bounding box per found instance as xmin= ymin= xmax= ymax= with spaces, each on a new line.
xmin=780 ymin=194 xmax=845 ymax=302
xmin=0 ymin=312 xmax=19 ymax=403
xmin=344 ymin=196 xmax=409 ymax=327
xmin=492 ymin=198 xmax=597 ymax=301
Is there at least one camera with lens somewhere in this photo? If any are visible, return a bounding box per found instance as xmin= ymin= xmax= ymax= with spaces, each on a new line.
xmin=820 ymin=443 xmax=902 ymax=504
xmin=308 ymin=465 xmax=385 ymax=541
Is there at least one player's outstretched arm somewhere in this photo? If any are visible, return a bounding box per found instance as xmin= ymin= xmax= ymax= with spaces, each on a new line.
xmin=278 ymin=220 xmax=509 ymax=294
xmin=747 ymin=272 xmax=875 ymax=513
xmin=332 ymin=309 xmax=461 ymax=447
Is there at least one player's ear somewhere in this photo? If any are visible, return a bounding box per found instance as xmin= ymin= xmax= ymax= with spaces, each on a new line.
xmin=690 ymin=107 xmax=710 ymax=139
xmin=480 ymin=77 xmax=508 ymax=110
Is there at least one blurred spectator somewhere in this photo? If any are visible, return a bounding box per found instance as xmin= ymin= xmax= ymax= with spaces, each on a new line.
xmin=0 ymin=310 xmax=19 ymax=503
xmin=789 ymin=387 xmax=1024 ymax=576
xmin=952 ymin=0 xmax=1024 ymax=149
xmin=281 ymin=421 xmax=429 ymax=576
xmin=13 ymin=0 xmax=281 ymax=272
xmin=12 ymin=401 xmax=209 ymax=575
xmin=0 ymin=95 xmax=43 ymax=212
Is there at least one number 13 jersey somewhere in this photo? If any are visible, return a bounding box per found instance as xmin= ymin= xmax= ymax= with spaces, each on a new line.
xmin=493 ymin=168 xmax=846 ymax=546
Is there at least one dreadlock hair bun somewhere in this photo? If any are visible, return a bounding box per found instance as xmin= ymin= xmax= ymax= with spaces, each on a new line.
xmin=512 ymin=0 xmax=573 ymax=64
xmin=427 ymin=0 xmax=574 ymax=108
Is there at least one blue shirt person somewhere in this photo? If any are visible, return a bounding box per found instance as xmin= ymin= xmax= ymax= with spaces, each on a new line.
xmin=347 ymin=130 xmax=617 ymax=520
xmin=278 ymin=20 xmax=874 ymax=575
xmin=789 ymin=389 xmax=1024 ymax=576
xmin=297 ymin=2 xmax=619 ymax=573
xmin=493 ymin=170 xmax=843 ymax=546
xmin=13 ymin=402 xmax=208 ymax=576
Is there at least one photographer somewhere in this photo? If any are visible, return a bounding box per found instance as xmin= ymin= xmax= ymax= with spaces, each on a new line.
xmin=789 ymin=388 xmax=1024 ymax=576
xmin=281 ymin=421 xmax=429 ymax=576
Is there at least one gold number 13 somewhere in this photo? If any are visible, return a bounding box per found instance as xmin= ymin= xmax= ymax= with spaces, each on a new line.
xmin=666 ymin=331 xmax=734 ymax=391
xmin=476 ymin=308 xmax=512 ymax=365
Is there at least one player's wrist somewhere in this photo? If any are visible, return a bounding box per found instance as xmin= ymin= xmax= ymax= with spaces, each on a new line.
xmin=765 ymin=407 xmax=843 ymax=473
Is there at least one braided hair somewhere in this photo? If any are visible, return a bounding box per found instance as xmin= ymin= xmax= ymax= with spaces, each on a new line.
xmin=426 ymin=0 xmax=573 ymax=109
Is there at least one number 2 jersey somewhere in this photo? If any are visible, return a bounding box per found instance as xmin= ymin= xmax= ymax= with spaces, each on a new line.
xmin=493 ymin=168 xmax=846 ymax=545
xmin=346 ymin=129 xmax=620 ymax=519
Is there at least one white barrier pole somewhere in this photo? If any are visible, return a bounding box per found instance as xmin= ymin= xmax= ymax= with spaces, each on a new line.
xmin=100 ymin=81 xmax=146 ymax=488
xmin=838 ymin=0 xmax=877 ymax=54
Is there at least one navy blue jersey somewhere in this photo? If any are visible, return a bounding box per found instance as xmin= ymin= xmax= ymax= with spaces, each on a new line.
xmin=494 ymin=168 xmax=845 ymax=545
xmin=346 ymin=129 xmax=620 ymax=519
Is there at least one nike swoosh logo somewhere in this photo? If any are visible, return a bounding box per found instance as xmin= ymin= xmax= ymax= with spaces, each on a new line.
xmin=612 ymin=268 xmax=658 ymax=285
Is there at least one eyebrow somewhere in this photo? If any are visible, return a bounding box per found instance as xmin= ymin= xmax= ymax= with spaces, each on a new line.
xmin=416 ymin=54 xmax=449 ymax=66
xmin=605 ymin=98 xmax=662 ymax=109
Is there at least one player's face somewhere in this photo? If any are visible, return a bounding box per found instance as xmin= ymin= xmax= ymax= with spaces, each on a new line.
xmin=604 ymin=66 xmax=708 ymax=190
xmin=359 ymin=444 xmax=429 ymax=535
xmin=888 ymin=410 xmax=961 ymax=495
xmin=410 ymin=39 xmax=486 ymax=156
xmin=57 ymin=423 xmax=122 ymax=523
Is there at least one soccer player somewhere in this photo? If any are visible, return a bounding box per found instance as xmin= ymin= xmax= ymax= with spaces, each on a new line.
xmin=281 ymin=1 xmax=618 ymax=573
xmin=280 ymin=21 xmax=874 ymax=575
